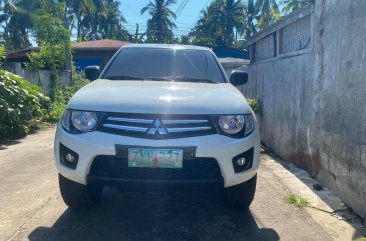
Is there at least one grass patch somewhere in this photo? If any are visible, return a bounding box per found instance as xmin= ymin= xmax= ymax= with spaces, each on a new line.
xmin=285 ymin=193 xmax=309 ymax=208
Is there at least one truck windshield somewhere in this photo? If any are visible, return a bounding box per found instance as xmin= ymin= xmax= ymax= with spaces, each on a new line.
xmin=102 ymin=48 xmax=226 ymax=83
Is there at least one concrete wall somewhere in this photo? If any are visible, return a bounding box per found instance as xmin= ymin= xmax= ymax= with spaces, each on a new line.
xmin=5 ymin=63 xmax=72 ymax=95
xmin=243 ymin=2 xmax=366 ymax=218
xmin=311 ymin=0 xmax=366 ymax=219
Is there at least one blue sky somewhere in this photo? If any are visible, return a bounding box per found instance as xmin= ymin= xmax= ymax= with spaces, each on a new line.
xmin=121 ymin=0 xmax=214 ymax=37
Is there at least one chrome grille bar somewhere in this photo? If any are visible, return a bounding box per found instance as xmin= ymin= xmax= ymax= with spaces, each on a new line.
xmin=166 ymin=126 xmax=212 ymax=133
xmin=101 ymin=114 xmax=215 ymax=138
xmin=106 ymin=117 xmax=154 ymax=124
xmin=162 ymin=119 xmax=208 ymax=124
xmin=103 ymin=124 xmax=148 ymax=132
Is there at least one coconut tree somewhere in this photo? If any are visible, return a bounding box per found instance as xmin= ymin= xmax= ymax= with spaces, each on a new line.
xmin=5 ymin=0 xmax=41 ymax=50
xmin=141 ymin=0 xmax=177 ymax=43
xmin=210 ymin=0 xmax=246 ymax=45
xmin=190 ymin=0 xmax=246 ymax=46
xmin=243 ymin=0 xmax=260 ymax=39
xmin=99 ymin=0 xmax=128 ymax=40
xmin=66 ymin=0 xmax=94 ymax=40
xmin=281 ymin=0 xmax=307 ymax=14
xmin=256 ymin=0 xmax=280 ymax=29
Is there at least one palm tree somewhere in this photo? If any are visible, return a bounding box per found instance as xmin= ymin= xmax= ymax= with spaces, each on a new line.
xmin=66 ymin=0 xmax=94 ymax=40
xmin=141 ymin=0 xmax=177 ymax=43
xmin=281 ymin=0 xmax=307 ymax=15
xmin=211 ymin=0 xmax=246 ymax=45
xmin=5 ymin=0 xmax=41 ymax=50
xmin=243 ymin=0 xmax=260 ymax=40
xmin=189 ymin=7 xmax=212 ymax=39
xmin=100 ymin=0 xmax=128 ymax=40
xmin=190 ymin=0 xmax=246 ymax=46
xmin=256 ymin=0 xmax=280 ymax=29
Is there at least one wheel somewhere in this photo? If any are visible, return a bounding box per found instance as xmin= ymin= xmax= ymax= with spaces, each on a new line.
xmin=223 ymin=174 xmax=257 ymax=209
xmin=58 ymin=174 xmax=102 ymax=209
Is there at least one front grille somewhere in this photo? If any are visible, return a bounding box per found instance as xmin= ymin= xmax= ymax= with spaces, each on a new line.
xmin=97 ymin=113 xmax=216 ymax=139
xmin=89 ymin=156 xmax=223 ymax=181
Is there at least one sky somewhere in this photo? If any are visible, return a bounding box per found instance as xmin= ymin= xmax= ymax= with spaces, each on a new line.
xmin=120 ymin=0 xmax=215 ymax=37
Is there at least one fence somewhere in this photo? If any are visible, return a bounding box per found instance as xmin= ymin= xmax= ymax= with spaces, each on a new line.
xmin=5 ymin=62 xmax=72 ymax=95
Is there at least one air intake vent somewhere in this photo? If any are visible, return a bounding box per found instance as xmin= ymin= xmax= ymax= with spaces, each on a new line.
xmin=98 ymin=113 xmax=216 ymax=139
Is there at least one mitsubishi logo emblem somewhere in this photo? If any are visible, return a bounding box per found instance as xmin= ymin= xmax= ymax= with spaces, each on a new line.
xmin=147 ymin=119 xmax=167 ymax=135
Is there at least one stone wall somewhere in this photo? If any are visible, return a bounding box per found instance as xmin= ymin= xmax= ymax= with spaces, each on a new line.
xmin=243 ymin=2 xmax=366 ymax=218
xmin=5 ymin=62 xmax=72 ymax=95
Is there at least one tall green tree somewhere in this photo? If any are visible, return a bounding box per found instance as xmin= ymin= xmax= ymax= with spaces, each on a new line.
xmin=281 ymin=0 xmax=307 ymax=15
xmin=190 ymin=0 xmax=246 ymax=46
xmin=141 ymin=0 xmax=177 ymax=43
xmin=3 ymin=0 xmax=41 ymax=50
xmin=66 ymin=0 xmax=94 ymax=40
xmin=78 ymin=0 xmax=128 ymax=41
xmin=243 ymin=0 xmax=260 ymax=40
xmin=256 ymin=0 xmax=280 ymax=29
xmin=27 ymin=0 xmax=70 ymax=71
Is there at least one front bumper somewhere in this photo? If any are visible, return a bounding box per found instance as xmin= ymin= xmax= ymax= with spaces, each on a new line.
xmin=54 ymin=123 xmax=260 ymax=188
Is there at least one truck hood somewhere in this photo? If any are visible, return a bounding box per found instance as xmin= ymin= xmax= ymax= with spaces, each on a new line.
xmin=68 ymin=79 xmax=251 ymax=115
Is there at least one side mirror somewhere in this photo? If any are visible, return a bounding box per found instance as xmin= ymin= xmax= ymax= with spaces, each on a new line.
xmin=85 ymin=66 xmax=100 ymax=81
xmin=229 ymin=70 xmax=248 ymax=86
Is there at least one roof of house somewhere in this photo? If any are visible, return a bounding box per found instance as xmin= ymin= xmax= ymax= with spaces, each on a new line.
xmin=6 ymin=39 xmax=130 ymax=60
xmin=72 ymin=39 xmax=129 ymax=51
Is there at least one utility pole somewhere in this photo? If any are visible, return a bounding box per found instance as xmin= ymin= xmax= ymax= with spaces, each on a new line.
xmin=63 ymin=4 xmax=72 ymax=74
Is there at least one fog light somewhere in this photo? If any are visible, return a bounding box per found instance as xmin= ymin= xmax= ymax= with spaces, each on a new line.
xmin=237 ymin=157 xmax=247 ymax=166
xmin=60 ymin=143 xmax=79 ymax=169
xmin=232 ymin=148 xmax=254 ymax=173
xmin=65 ymin=153 xmax=75 ymax=163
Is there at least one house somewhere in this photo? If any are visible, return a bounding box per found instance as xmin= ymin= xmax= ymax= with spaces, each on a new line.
xmin=6 ymin=39 xmax=249 ymax=72
xmin=6 ymin=39 xmax=129 ymax=71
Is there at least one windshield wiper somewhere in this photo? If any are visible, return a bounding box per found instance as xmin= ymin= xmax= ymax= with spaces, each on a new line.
xmin=144 ymin=77 xmax=176 ymax=82
xmin=166 ymin=76 xmax=218 ymax=84
xmin=103 ymin=75 xmax=175 ymax=81
xmin=104 ymin=75 xmax=217 ymax=83
xmin=104 ymin=75 xmax=145 ymax=80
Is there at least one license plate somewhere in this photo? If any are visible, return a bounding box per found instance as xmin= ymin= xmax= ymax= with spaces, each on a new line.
xmin=128 ymin=149 xmax=183 ymax=169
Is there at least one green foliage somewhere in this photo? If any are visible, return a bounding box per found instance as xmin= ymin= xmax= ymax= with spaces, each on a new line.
xmin=141 ymin=0 xmax=177 ymax=43
xmin=191 ymin=37 xmax=217 ymax=49
xmin=285 ymin=193 xmax=309 ymax=208
xmin=247 ymin=99 xmax=262 ymax=115
xmin=0 ymin=70 xmax=49 ymax=138
xmin=26 ymin=0 xmax=70 ymax=71
xmin=189 ymin=0 xmax=246 ymax=46
xmin=26 ymin=45 xmax=69 ymax=71
xmin=44 ymin=75 xmax=89 ymax=123
xmin=281 ymin=0 xmax=307 ymax=15
xmin=0 ymin=45 xmax=6 ymax=66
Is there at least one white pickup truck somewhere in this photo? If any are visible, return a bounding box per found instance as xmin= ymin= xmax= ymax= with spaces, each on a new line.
xmin=54 ymin=44 xmax=260 ymax=209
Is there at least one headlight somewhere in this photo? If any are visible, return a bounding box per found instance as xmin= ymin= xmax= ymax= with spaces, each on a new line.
xmin=61 ymin=110 xmax=101 ymax=133
xmin=219 ymin=115 xmax=245 ymax=134
xmin=216 ymin=114 xmax=255 ymax=137
xmin=244 ymin=114 xmax=255 ymax=136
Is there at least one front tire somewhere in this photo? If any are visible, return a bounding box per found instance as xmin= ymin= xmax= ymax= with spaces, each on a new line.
xmin=58 ymin=174 xmax=102 ymax=209
xmin=223 ymin=174 xmax=257 ymax=209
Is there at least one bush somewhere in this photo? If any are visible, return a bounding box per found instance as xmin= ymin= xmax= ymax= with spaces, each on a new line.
xmin=247 ymin=99 xmax=262 ymax=115
xmin=0 ymin=70 xmax=49 ymax=138
xmin=44 ymin=75 xmax=89 ymax=123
